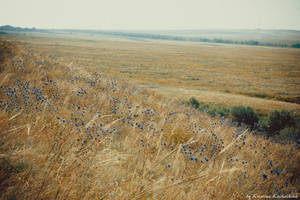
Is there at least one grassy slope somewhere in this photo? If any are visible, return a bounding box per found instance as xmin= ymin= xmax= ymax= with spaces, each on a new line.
xmin=0 ymin=39 xmax=299 ymax=199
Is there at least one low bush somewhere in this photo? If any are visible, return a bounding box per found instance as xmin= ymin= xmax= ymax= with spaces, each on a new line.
xmin=207 ymin=107 xmax=217 ymax=117
xmin=215 ymin=107 xmax=230 ymax=117
xmin=198 ymin=104 xmax=209 ymax=111
xmin=260 ymin=110 xmax=295 ymax=135
xmin=279 ymin=127 xmax=299 ymax=141
xmin=197 ymin=103 xmax=230 ymax=118
xmin=185 ymin=100 xmax=298 ymax=141
xmin=186 ymin=97 xmax=200 ymax=109
xmin=231 ymin=106 xmax=259 ymax=127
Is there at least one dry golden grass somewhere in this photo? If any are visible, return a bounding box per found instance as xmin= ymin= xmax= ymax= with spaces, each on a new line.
xmin=2 ymin=33 xmax=300 ymax=115
xmin=0 ymin=37 xmax=299 ymax=200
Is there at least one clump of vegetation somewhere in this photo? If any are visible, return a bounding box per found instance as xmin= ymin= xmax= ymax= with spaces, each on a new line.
xmin=202 ymin=105 xmax=230 ymax=118
xmin=231 ymin=106 xmax=259 ymax=127
xmin=279 ymin=127 xmax=299 ymax=141
xmin=186 ymin=97 xmax=200 ymax=109
xmin=185 ymin=98 xmax=230 ymax=118
xmin=215 ymin=107 xmax=231 ymax=117
xmin=198 ymin=103 xmax=209 ymax=111
xmin=185 ymin=97 xmax=299 ymax=141
xmin=259 ymin=110 xmax=296 ymax=135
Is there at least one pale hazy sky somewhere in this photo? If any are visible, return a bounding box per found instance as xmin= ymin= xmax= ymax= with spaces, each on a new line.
xmin=1 ymin=0 xmax=300 ymax=30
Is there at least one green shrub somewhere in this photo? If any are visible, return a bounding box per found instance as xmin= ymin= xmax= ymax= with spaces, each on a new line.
xmin=261 ymin=110 xmax=295 ymax=135
xmin=231 ymin=106 xmax=259 ymax=127
xmin=206 ymin=107 xmax=230 ymax=117
xmin=199 ymin=104 xmax=209 ymax=111
xmin=215 ymin=107 xmax=230 ymax=117
xmin=207 ymin=107 xmax=217 ymax=117
xmin=187 ymin=97 xmax=200 ymax=109
xmin=198 ymin=104 xmax=230 ymax=118
xmin=294 ymin=114 xmax=300 ymax=129
xmin=279 ymin=127 xmax=299 ymax=140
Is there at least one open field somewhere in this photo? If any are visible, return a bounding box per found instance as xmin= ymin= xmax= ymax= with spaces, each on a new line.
xmin=1 ymin=32 xmax=300 ymax=115
xmin=137 ymin=29 xmax=300 ymax=43
xmin=0 ymin=36 xmax=299 ymax=200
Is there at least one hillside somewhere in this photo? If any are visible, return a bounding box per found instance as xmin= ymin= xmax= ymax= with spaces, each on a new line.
xmin=0 ymin=39 xmax=299 ymax=199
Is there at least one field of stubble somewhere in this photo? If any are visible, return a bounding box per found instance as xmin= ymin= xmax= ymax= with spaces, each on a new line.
xmin=4 ymin=33 xmax=300 ymax=115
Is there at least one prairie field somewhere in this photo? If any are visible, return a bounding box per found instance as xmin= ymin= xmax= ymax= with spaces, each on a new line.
xmin=0 ymin=34 xmax=299 ymax=200
xmin=2 ymin=32 xmax=300 ymax=115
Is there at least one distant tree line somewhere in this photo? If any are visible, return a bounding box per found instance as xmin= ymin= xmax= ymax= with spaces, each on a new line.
xmin=92 ymin=31 xmax=300 ymax=48
xmin=0 ymin=25 xmax=36 ymax=32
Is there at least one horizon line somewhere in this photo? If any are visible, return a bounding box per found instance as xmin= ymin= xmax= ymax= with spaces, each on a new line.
xmin=1 ymin=24 xmax=300 ymax=32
